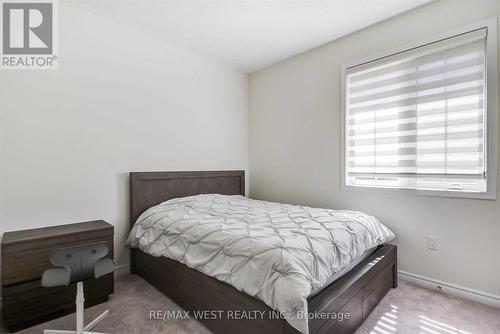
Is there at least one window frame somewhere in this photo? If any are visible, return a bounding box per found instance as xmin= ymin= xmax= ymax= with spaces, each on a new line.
xmin=340 ymin=18 xmax=498 ymax=200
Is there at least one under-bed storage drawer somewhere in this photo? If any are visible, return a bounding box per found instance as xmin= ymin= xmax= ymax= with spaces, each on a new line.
xmin=362 ymin=262 xmax=394 ymax=318
xmin=315 ymin=289 xmax=363 ymax=334
xmin=309 ymin=245 xmax=396 ymax=334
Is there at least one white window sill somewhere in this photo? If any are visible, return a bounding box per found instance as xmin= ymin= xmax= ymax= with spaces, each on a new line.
xmin=341 ymin=184 xmax=496 ymax=200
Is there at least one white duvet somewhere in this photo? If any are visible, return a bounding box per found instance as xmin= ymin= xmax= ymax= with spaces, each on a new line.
xmin=127 ymin=194 xmax=394 ymax=333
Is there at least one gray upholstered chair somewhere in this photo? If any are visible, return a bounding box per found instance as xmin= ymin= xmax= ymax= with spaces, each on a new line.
xmin=41 ymin=242 xmax=114 ymax=334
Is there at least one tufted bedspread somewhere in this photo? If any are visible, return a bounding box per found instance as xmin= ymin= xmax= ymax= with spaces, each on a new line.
xmin=127 ymin=194 xmax=394 ymax=333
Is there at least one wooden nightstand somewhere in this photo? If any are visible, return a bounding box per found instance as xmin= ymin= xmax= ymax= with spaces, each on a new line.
xmin=1 ymin=220 xmax=114 ymax=332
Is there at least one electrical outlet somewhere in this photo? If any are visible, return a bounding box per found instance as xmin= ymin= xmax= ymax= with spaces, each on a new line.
xmin=428 ymin=236 xmax=439 ymax=251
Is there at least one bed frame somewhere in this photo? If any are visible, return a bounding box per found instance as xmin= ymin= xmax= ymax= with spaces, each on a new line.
xmin=129 ymin=170 xmax=397 ymax=334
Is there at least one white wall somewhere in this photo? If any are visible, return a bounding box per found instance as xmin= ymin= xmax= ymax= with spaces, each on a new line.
xmin=250 ymin=0 xmax=500 ymax=297
xmin=0 ymin=2 xmax=249 ymax=267
xmin=1 ymin=0 xmax=498 ymax=300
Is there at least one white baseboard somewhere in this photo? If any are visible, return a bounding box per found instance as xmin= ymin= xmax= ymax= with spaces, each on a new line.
xmin=114 ymin=263 xmax=131 ymax=277
xmin=399 ymin=270 xmax=500 ymax=308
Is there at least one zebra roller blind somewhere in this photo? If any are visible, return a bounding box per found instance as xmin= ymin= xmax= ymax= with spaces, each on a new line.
xmin=345 ymin=28 xmax=487 ymax=193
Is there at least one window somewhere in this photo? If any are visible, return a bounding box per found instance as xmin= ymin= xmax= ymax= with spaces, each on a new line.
xmin=342 ymin=20 xmax=497 ymax=198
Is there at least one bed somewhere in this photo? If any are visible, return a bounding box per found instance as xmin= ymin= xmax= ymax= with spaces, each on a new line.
xmin=129 ymin=170 xmax=397 ymax=334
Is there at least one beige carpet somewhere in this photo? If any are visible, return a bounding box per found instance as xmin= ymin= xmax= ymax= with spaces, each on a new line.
xmin=3 ymin=274 xmax=499 ymax=334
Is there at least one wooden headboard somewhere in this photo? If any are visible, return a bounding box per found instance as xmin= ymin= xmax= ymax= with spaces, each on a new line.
xmin=129 ymin=170 xmax=245 ymax=229
xmin=129 ymin=171 xmax=245 ymax=273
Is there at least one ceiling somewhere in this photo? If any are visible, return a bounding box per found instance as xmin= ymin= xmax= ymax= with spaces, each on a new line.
xmin=72 ymin=0 xmax=432 ymax=73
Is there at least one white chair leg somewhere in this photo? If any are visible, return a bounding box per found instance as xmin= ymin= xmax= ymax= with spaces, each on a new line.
xmin=44 ymin=282 xmax=109 ymax=334
xmin=84 ymin=309 xmax=109 ymax=331
xmin=76 ymin=282 xmax=85 ymax=334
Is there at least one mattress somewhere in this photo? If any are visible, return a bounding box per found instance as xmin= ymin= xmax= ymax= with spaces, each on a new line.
xmin=127 ymin=194 xmax=394 ymax=334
